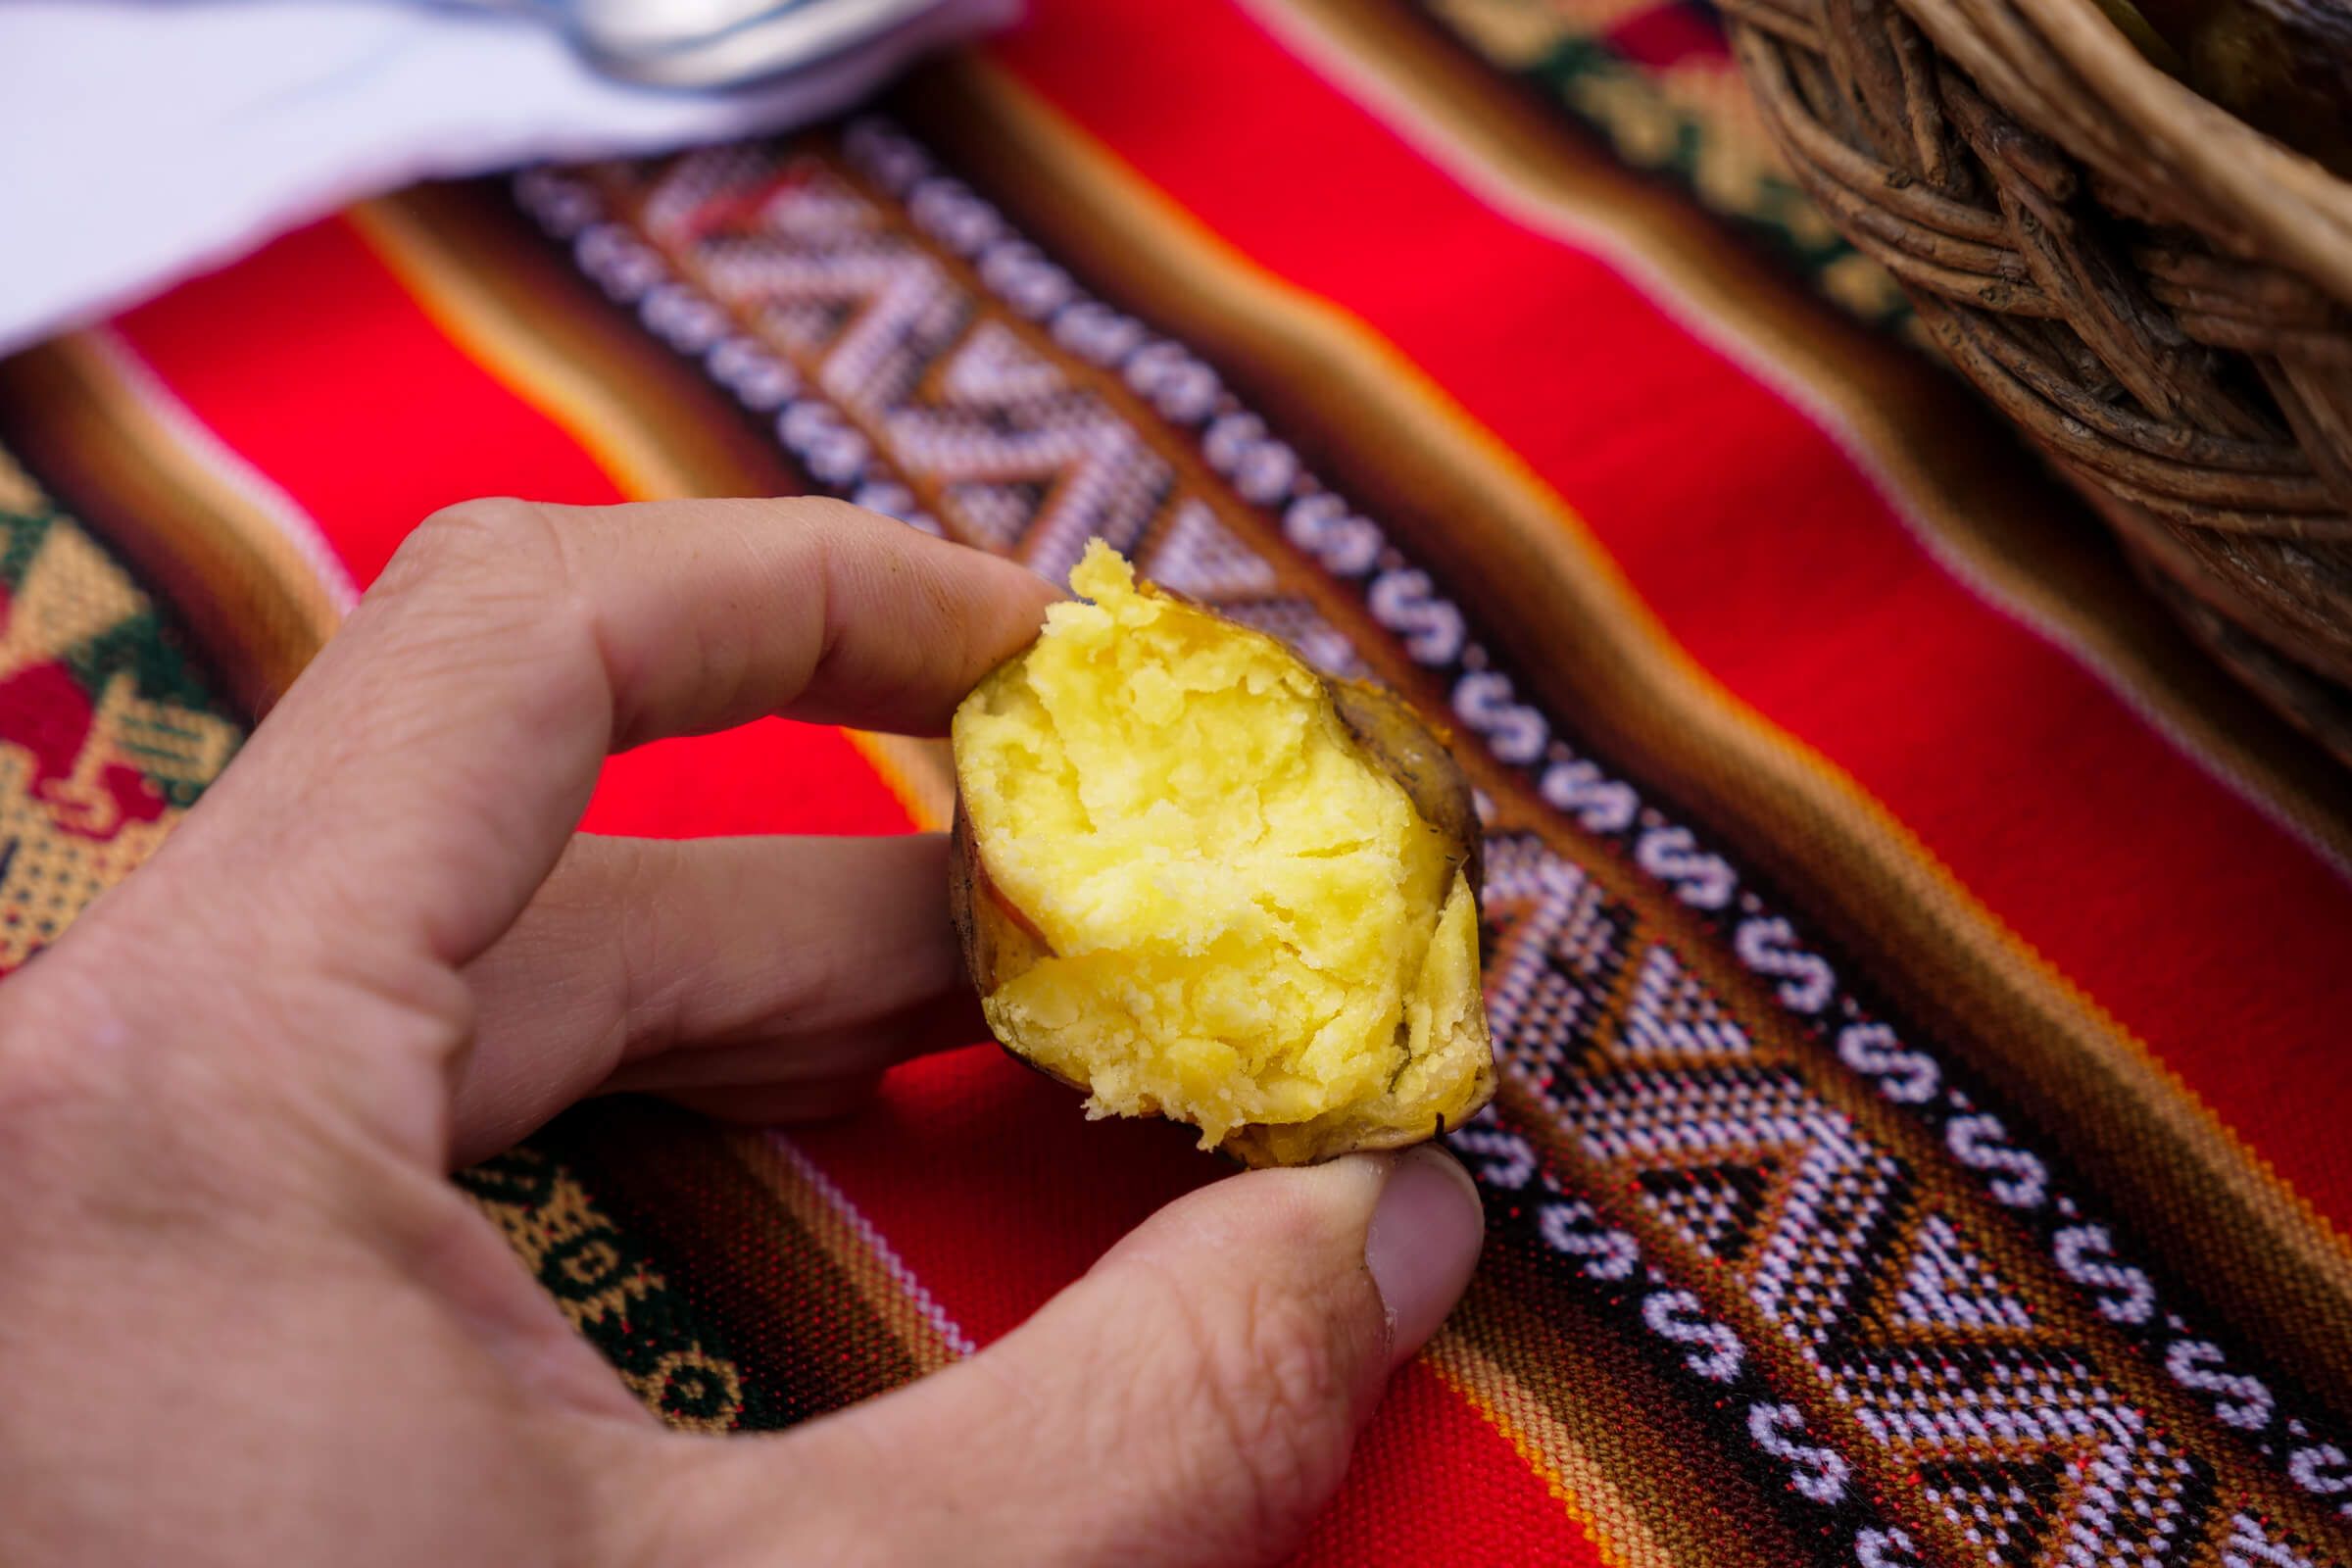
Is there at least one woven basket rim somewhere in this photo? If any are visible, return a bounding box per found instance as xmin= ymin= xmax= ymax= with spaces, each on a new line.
xmin=1725 ymin=0 xmax=2352 ymax=767
xmin=1896 ymin=0 xmax=2352 ymax=301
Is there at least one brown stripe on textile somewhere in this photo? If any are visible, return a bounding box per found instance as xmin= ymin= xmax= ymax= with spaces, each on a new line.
xmin=528 ymin=1100 xmax=925 ymax=1428
xmin=1421 ymin=1336 xmax=1679 ymax=1568
xmin=0 ymin=338 xmax=336 ymax=717
xmin=1405 ymin=0 xmax=1914 ymax=333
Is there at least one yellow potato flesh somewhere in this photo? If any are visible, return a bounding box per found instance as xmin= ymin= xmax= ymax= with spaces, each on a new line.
xmin=953 ymin=540 xmax=1484 ymax=1153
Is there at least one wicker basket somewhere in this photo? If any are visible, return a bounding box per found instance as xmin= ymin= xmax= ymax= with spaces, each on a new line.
xmin=1722 ymin=0 xmax=2352 ymax=766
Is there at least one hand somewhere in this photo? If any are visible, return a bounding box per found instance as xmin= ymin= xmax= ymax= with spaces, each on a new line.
xmin=0 ymin=498 xmax=1486 ymax=1567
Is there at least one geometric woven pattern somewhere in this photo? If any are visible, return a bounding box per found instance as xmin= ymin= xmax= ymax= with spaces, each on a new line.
xmin=570 ymin=144 xmax=1369 ymax=694
xmin=0 ymin=448 xmax=238 ymax=970
xmin=1474 ymin=831 xmax=2322 ymax=1565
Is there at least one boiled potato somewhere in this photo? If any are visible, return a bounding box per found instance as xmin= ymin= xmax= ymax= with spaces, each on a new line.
xmin=950 ymin=540 xmax=1494 ymax=1166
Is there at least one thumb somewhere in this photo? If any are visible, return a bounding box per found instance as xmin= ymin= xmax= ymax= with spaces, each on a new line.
xmin=623 ymin=1146 xmax=1485 ymax=1568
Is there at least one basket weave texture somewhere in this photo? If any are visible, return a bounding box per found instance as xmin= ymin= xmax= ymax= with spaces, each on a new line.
xmin=1724 ymin=0 xmax=2352 ymax=764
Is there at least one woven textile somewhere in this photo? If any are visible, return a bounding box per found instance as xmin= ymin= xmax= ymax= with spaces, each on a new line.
xmin=0 ymin=448 xmax=239 ymax=961
xmin=1409 ymin=0 xmax=1913 ymax=331
xmin=6 ymin=1 xmax=2352 ymax=1562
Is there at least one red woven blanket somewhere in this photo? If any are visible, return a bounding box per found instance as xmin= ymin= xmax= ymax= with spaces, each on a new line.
xmin=6 ymin=1 xmax=2351 ymax=1562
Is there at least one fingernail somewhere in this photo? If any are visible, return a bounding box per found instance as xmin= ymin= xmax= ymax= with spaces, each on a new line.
xmin=1362 ymin=1145 xmax=1485 ymax=1368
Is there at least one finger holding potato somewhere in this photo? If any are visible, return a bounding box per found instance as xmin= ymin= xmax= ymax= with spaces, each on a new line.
xmin=951 ymin=540 xmax=1496 ymax=1167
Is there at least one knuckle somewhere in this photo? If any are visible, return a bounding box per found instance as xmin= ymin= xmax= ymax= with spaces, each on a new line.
xmin=372 ymin=501 xmax=602 ymax=694
xmin=380 ymin=498 xmax=564 ymax=601
xmin=416 ymin=494 xmax=545 ymax=553
xmin=775 ymin=493 xmax=879 ymax=534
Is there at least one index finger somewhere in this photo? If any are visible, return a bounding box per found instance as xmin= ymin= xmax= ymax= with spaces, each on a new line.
xmin=160 ymin=497 xmax=1057 ymax=972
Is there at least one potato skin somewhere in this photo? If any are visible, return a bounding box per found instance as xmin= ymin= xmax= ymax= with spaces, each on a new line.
xmin=949 ymin=588 xmax=1495 ymax=1166
xmin=1329 ymin=679 xmax=1483 ymax=900
xmin=946 ymin=745 xmax=1054 ymax=1002
xmin=1215 ymin=1039 xmax=1497 ymax=1167
xmin=947 ymin=770 xmax=1089 ymax=1103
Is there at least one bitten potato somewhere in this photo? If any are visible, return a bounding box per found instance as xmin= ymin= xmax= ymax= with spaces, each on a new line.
xmin=949 ymin=539 xmax=1495 ymax=1167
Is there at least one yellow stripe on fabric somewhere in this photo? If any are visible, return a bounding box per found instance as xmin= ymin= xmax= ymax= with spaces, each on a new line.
xmin=1424 ymin=1332 xmax=1669 ymax=1568
xmin=1247 ymin=0 xmax=2352 ymax=875
xmin=345 ymin=199 xmax=699 ymax=504
xmin=844 ymin=731 xmax=956 ymax=832
xmin=951 ymin=54 xmax=2352 ymax=1294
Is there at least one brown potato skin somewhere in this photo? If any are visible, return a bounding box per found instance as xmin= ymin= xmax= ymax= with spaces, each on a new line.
xmin=946 ymin=758 xmax=1054 ymax=993
xmin=1215 ymin=1052 xmax=1498 ymax=1168
xmin=949 ymin=590 xmax=1495 ymax=1166
xmin=1329 ymin=679 xmax=1483 ymax=900
xmin=947 ymin=776 xmax=1092 ymax=1103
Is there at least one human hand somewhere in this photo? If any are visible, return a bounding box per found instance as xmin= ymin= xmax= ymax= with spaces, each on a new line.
xmin=0 ymin=498 xmax=1486 ymax=1566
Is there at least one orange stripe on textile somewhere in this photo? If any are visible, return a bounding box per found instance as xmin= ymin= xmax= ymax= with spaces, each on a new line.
xmin=111 ymin=216 xmax=625 ymax=588
xmin=989 ymin=0 xmax=2352 ymax=1224
xmin=109 ymin=216 xmax=916 ymax=842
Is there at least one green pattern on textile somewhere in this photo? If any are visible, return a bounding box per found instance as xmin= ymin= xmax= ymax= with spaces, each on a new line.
xmin=458 ymin=1146 xmax=791 ymax=1434
xmin=67 ymin=612 xmax=229 ymax=730
xmin=0 ymin=452 xmax=242 ymax=808
xmin=1415 ymin=0 xmax=1917 ymax=333
xmin=0 ymin=503 xmax=53 ymax=594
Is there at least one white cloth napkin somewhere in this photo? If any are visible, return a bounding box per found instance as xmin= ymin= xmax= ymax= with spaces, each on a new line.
xmin=0 ymin=0 xmax=1016 ymax=356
